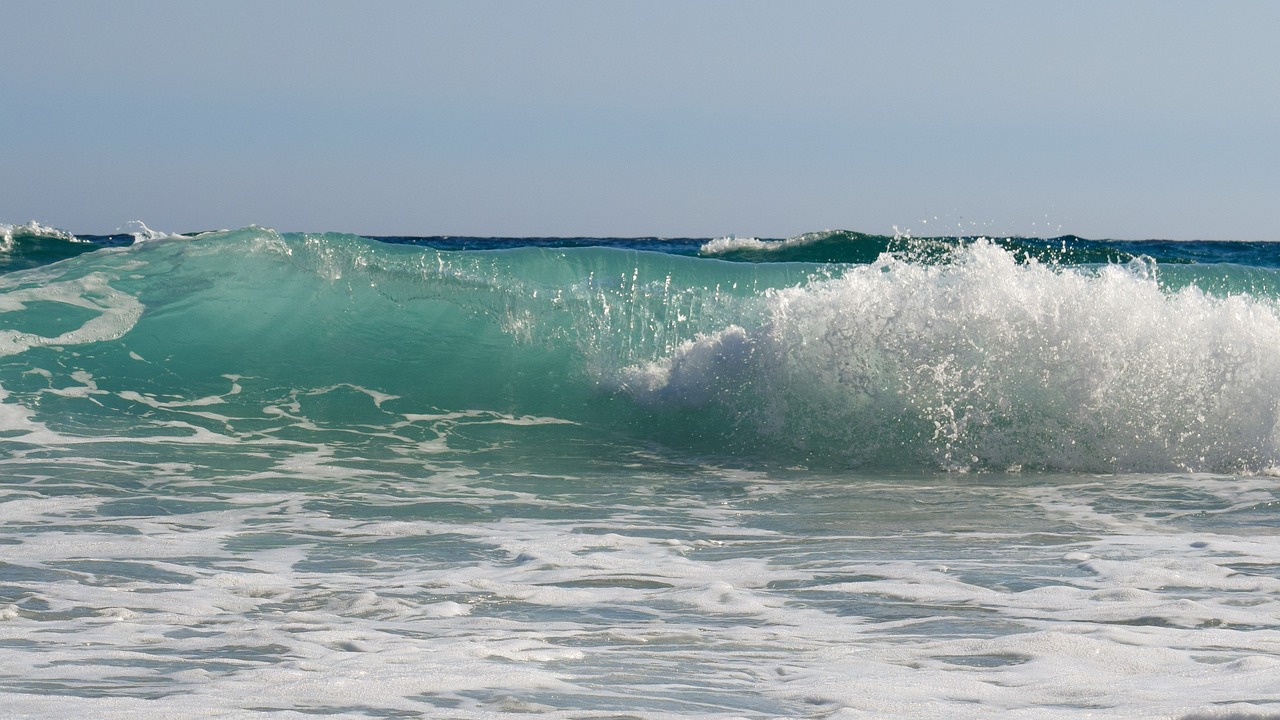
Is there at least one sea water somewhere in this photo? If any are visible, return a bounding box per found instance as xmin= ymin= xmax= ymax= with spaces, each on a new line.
xmin=0 ymin=221 xmax=1278 ymax=718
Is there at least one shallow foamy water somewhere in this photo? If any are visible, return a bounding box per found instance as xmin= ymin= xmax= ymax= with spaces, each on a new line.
xmin=3 ymin=445 xmax=1278 ymax=719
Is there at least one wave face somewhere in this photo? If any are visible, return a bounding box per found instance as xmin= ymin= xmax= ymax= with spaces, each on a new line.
xmin=1 ymin=226 xmax=1279 ymax=473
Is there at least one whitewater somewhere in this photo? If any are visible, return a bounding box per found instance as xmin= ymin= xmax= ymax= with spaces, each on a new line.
xmin=0 ymin=221 xmax=1278 ymax=718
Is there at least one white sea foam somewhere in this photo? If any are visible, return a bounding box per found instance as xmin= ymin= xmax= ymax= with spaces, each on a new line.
xmin=0 ymin=461 xmax=1277 ymax=718
xmin=624 ymin=240 xmax=1280 ymax=472
xmin=0 ymin=220 xmax=80 ymax=252
xmin=0 ymin=273 xmax=143 ymax=357
xmin=116 ymin=219 xmax=180 ymax=243
xmin=699 ymin=234 xmax=767 ymax=253
xmin=1 ymin=230 xmax=1278 ymax=717
xmin=699 ymin=229 xmax=840 ymax=255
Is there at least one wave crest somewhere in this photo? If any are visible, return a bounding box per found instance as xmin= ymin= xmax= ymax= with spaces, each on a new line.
xmin=1 ymin=221 xmax=80 ymax=251
xmin=700 ymin=230 xmax=891 ymax=263
xmin=626 ymin=240 xmax=1280 ymax=472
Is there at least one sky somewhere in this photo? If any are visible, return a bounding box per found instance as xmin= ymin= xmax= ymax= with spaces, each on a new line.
xmin=3 ymin=1 xmax=1278 ymax=240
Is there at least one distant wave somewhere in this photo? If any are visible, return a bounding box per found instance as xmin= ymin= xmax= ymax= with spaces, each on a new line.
xmin=699 ymin=229 xmax=1280 ymax=267
xmin=1 ymin=220 xmax=81 ymax=248
xmin=0 ymin=221 xmax=96 ymax=271
xmin=700 ymin=230 xmax=893 ymax=263
xmin=697 ymin=228 xmax=1139 ymax=265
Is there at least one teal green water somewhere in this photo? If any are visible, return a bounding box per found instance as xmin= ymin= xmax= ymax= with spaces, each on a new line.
xmin=1 ymin=224 xmax=1279 ymax=718
xmin=5 ymin=227 xmax=1279 ymax=472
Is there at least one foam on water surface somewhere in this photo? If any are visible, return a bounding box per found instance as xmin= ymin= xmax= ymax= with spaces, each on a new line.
xmin=0 ymin=225 xmax=1277 ymax=717
xmin=623 ymin=241 xmax=1280 ymax=473
xmin=2 ymin=446 xmax=1279 ymax=718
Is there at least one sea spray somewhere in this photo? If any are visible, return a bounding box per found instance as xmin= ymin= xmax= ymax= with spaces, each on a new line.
xmin=618 ymin=241 xmax=1280 ymax=471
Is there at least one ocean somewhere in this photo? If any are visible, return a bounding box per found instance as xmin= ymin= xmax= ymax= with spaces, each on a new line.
xmin=1 ymin=220 xmax=1278 ymax=719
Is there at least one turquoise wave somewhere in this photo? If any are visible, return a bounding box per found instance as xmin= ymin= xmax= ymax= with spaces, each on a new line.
xmin=1 ymin=226 xmax=1279 ymax=473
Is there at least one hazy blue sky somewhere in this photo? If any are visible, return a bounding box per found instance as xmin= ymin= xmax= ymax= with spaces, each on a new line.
xmin=3 ymin=1 xmax=1277 ymax=239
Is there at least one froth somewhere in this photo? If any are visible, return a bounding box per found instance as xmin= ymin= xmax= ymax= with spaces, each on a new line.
xmin=699 ymin=229 xmax=837 ymax=255
xmin=115 ymin=219 xmax=178 ymax=242
xmin=0 ymin=273 xmax=143 ymax=357
xmin=699 ymin=235 xmax=768 ymax=254
xmin=624 ymin=241 xmax=1280 ymax=472
xmin=0 ymin=220 xmax=79 ymax=252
